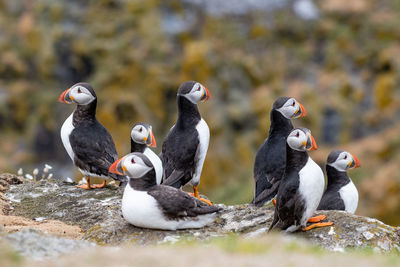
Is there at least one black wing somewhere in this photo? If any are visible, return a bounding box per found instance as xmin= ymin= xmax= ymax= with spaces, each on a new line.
xmin=252 ymin=136 xmax=287 ymax=206
xmin=271 ymin=171 xmax=304 ymax=231
xmin=161 ymin=126 xmax=199 ymax=188
xmin=147 ymin=185 xmax=221 ymax=219
xmin=70 ymin=121 xmax=120 ymax=179
xmin=317 ymin=189 xmax=345 ymax=211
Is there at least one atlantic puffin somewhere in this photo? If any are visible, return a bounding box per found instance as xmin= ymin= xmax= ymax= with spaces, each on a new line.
xmin=269 ymin=128 xmax=333 ymax=232
xmin=109 ymin=152 xmax=220 ymax=230
xmin=318 ymin=150 xmax=361 ymax=213
xmin=59 ymin=82 xmax=124 ymax=189
xmin=130 ymin=122 xmax=163 ymax=184
xmin=161 ymin=81 xmax=212 ymax=205
xmin=252 ymin=97 xmax=307 ymax=207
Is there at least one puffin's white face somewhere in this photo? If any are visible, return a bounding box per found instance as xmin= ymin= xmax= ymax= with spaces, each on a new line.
xmin=68 ymin=85 xmax=96 ymax=105
xmin=109 ymin=153 xmax=153 ymax=179
xmin=276 ymin=98 xmax=306 ymax=119
xmin=59 ymin=84 xmax=96 ymax=105
xmin=131 ymin=125 xmax=150 ymax=145
xmin=287 ymin=128 xmax=317 ymax=152
xmin=328 ymin=151 xmax=361 ymax=172
xmin=182 ymin=83 xmax=210 ymax=104
xmin=122 ymin=154 xmax=153 ymax=179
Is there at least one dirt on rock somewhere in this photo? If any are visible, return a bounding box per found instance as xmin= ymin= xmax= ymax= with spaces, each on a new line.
xmin=0 ymin=173 xmax=82 ymax=240
xmin=0 ymin=215 xmax=82 ymax=239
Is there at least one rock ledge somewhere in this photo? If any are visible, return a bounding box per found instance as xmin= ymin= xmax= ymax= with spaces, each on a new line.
xmin=2 ymin=174 xmax=399 ymax=253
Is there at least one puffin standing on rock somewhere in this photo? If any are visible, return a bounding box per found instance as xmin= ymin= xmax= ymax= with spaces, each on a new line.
xmin=318 ymin=150 xmax=361 ymax=214
xmin=130 ymin=122 xmax=163 ymax=185
xmin=161 ymin=81 xmax=212 ymax=205
xmin=109 ymin=152 xmax=221 ymax=230
xmin=59 ymin=82 xmax=124 ymax=189
xmin=269 ymin=128 xmax=333 ymax=232
xmin=253 ymin=97 xmax=307 ymax=207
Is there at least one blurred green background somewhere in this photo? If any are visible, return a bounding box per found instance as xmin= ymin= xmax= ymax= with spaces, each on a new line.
xmin=0 ymin=0 xmax=400 ymax=225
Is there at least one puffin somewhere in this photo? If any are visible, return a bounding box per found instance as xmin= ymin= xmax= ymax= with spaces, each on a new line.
xmin=161 ymin=81 xmax=212 ymax=205
xmin=109 ymin=152 xmax=221 ymax=230
xmin=269 ymin=128 xmax=333 ymax=232
xmin=59 ymin=82 xmax=124 ymax=189
xmin=318 ymin=150 xmax=361 ymax=214
xmin=130 ymin=122 xmax=163 ymax=184
xmin=252 ymin=97 xmax=307 ymax=207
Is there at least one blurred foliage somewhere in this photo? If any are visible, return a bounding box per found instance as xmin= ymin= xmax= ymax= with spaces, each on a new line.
xmin=0 ymin=0 xmax=400 ymax=224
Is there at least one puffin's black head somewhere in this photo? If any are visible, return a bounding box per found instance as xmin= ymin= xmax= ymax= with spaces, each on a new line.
xmin=177 ymin=81 xmax=211 ymax=104
xmin=131 ymin=122 xmax=157 ymax=147
xmin=327 ymin=150 xmax=361 ymax=172
xmin=109 ymin=152 xmax=154 ymax=179
xmin=58 ymin=82 xmax=97 ymax=105
xmin=287 ymin=127 xmax=317 ymax=152
xmin=272 ymin=96 xmax=306 ymax=119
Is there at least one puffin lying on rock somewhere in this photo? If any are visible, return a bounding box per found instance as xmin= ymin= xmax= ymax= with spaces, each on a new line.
xmin=161 ymin=81 xmax=212 ymax=205
xmin=253 ymin=97 xmax=307 ymax=207
xmin=109 ymin=152 xmax=221 ymax=230
xmin=59 ymin=82 xmax=125 ymax=189
xmin=318 ymin=150 xmax=361 ymax=214
xmin=269 ymin=128 xmax=333 ymax=232
xmin=130 ymin=122 xmax=163 ymax=185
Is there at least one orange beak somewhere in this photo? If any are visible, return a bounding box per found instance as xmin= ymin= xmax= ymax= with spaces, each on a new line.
xmin=351 ymin=154 xmax=361 ymax=168
xmin=58 ymin=88 xmax=72 ymax=104
xmin=309 ymin=134 xmax=318 ymax=151
xmin=298 ymin=102 xmax=307 ymax=118
xmin=109 ymin=158 xmax=125 ymax=175
xmin=204 ymin=87 xmax=211 ymax=101
xmin=149 ymin=131 xmax=157 ymax=148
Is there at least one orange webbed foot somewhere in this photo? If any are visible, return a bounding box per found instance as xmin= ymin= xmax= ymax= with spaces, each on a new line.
xmin=90 ymin=180 xmax=107 ymax=189
xmin=307 ymin=214 xmax=327 ymax=223
xmin=76 ymin=184 xmax=91 ymax=190
xmin=187 ymin=192 xmax=213 ymax=205
xmin=198 ymin=197 xmax=213 ymax=206
xmin=272 ymin=199 xmax=277 ymax=206
xmin=302 ymin=222 xmax=334 ymax=231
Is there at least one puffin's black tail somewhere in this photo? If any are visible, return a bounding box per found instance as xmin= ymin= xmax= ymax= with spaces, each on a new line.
xmin=252 ymin=182 xmax=280 ymax=207
xmin=190 ymin=203 xmax=222 ymax=216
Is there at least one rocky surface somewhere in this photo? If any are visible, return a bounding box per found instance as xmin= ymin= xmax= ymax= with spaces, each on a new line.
xmin=4 ymin=229 xmax=94 ymax=260
xmin=1 ymin=174 xmax=398 ymax=254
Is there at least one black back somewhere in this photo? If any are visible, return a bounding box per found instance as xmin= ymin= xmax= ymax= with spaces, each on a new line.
xmin=317 ymin=165 xmax=348 ymax=210
xmin=161 ymin=94 xmax=201 ymax=188
xmin=269 ymin=144 xmax=309 ymax=231
xmin=69 ymin=96 xmax=123 ymax=181
xmin=252 ymin=100 xmax=293 ymax=206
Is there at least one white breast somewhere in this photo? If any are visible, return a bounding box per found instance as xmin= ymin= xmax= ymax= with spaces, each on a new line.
xmin=121 ymin=185 xmax=216 ymax=230
xmin=192 ymin=119 xmax=210 ymax=185
xmin=60 ymin=113 xmax=75 ymax=162
xmin=144 ymin=148 xmax=163 ymax=185
xmin=298 ymin=157 xmax=325 ymax=226
xmin=339 ymin=180 xmax=358 ymax=214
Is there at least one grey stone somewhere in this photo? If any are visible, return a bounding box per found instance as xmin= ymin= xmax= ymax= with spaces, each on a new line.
xmin=3 ymin=229 xmax=94 ymax=260
xmin=5 ymin=178 xmax=400 ymax=253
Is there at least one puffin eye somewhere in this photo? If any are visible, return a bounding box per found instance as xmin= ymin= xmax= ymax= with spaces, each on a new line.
xmin=197 ymin=86 xmax=201 ymax=91
xmin=344 ymin=155 xmax=347 ymax=160
xmin=292 ymin=101 xmax=295 ymax=107
xmin=77 ymin=88 xmax=82 ymax=93
xmin=131 ymin=158 xmax=135 ymax=164
xmin=139 ymin=127 xmax=143 ymax=133
xmin=296 ymin=132 xmax=300 ymax=138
